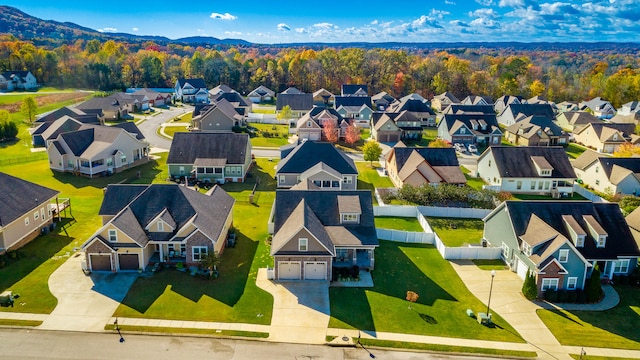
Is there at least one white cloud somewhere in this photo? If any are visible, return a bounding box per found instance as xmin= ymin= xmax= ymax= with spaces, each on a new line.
xmin=132 ymin=27 xmax=139 ymax=32
xmin=313 ymin=22 xmax=337 ymax=29
xmin=210 ymin=12 xmax=237 ymax=20
xmin=295 ymin=28 xmax=306 ymax=33
xmin=277 ymin=23 xmax=291 ymax=31
xmin=225 ymin=31 xmax=242 ymax=36
xmin=445 ymin=0 xmax=456 ymax=4
xmin=499 ymin=0 xmax=524 ymax=7
xmin=97 ymin=27 xmax=118 ymax=33
xmin=469 ymin=8 xmax=500 ymax=18
xmin=370 ymin=20 xmax=379 ymax=25
xmin=475 ymin=0 xmax=493 ymax=5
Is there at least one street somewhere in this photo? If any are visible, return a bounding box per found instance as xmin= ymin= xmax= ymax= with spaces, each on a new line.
xmin=136 ymin=105 xmax=192 ymax=151
xmin=0 ymin=329 xmax=503 ymax=360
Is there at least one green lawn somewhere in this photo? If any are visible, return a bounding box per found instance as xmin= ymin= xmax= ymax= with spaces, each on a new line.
xmin=329 ymin=241 xmax=524 ymax=343
xmin=0 ymin=154 xmax=168 ymax=313
xmin=537 ymin=285 xmax=640 ymax=350
xmin=460 ymin=167 xmax=485 ymax=190
xmin=172 ymin=112 xmax=192 ymax=123
xmin=472 ymin=259 xmax=508 ymax=271
xmin=375 ymin=216 xmax=424 ymax=232
xmin=356 ymin=161 xmax=394 ymax=204
xmin=359 ymin=339 xmax=536 ymax=358
xmin=113 ymin=159 xmax=276 ymax=324
xmin=250 ymin=136 xmax=289 ymax=147
xmin=113 ymin=325 xmax=268 ymax=338
xmin=248 ymin=123 xmax=290 ymax=147
xmin=160 ymin=125 xmax=189 ymax=139
xmin=428 ymin=217 xmax=485 ymax=247
xmin=250 ymin=108 xmax=276 ymax=114
xmin=512 ymin=193 xmax=588 ymax=201
xmin=565 ymin=143 xmax=587 ymax=159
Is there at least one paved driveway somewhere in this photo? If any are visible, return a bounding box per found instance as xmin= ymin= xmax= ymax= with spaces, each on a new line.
xmin=137 ymin=106 xmax=192 ymax=150
xmin=38 ymin=253 xmax=138 ymax=332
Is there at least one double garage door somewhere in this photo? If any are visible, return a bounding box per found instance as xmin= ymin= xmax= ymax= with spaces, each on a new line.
xmin=278 ymin=261 xmax=327 ymax=280
xmin=88 ymin=254 xmax=139 ymax=272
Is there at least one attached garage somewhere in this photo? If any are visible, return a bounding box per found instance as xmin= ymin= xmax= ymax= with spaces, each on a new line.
xmin=90 ymin=254 xmax=112 ymax=272
xmin=304 ymin=261 xmax=327 ymax=280
xmin=118 ymin=254 xmax=139 ymax=271
xmin=516 ymin=258 xmax=529 ymax=279
xmin=309 ymin=132 xmax=321 ymax=141
xmin=278 ymin=261 xmax=301 ymax=280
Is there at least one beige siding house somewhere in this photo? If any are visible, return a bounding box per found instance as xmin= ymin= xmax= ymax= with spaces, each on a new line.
xmin=573 ymin=123 xmax=637 ymax=154
xmin=385 ymin=146 xmax=465 ymax=188
xmin=573 ymin=150 xmax=640 ymax=195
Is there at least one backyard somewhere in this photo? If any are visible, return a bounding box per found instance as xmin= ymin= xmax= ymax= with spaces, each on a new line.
xmin=356 ymin=161 xmax=394 ymax=204
xmin=375 ymin=216 xmax=424 ymax=232
xmin=428 ymin=217 xmax=485 ymax=247
xmin=329 ymin=241 xmax=524 ymax=343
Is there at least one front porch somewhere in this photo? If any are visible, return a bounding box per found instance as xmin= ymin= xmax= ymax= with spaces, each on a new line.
xmin=148 ymin=243 xmax=186 ymax=265
xmin=333 ymin=248 xmax=375 ymax=270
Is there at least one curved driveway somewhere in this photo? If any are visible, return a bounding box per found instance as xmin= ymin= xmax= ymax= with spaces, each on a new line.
xmin=137 ymin=106 xmax=192 ymax=151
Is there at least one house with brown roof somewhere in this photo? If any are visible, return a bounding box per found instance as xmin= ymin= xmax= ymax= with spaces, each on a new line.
xmin=431 ymin=92 xmax=459 ymax=111
xmin=505 ymin=115 xmax=569 ymax=146
xmin=554 ymin=111 xmax=601 ymax=133
xmin=573 ymin=122 xmax=638 ymax=154
xmin=46 ymin=123 xmax=149 ymax=177
xmin=371 ymin=112 xmax=402 ymax=143
xmin=268 ymin=190 xmax=378 ymax=281
xmin=313 ymin=88 xmax=335 ymax=106
xmin=190 ymin=99 xmax=245 ymax=131
xmin=387 ymin=95 xmax=436 ymax=127
xmin=81 ymin=184 xmax=234 ymax=272
xmin=0 ymin=172 xmax=61 ymax=252
xmin=296 ymin=106 xmax=351 ymax=141
xmin=573 ymin=150 xmax=640 ymax=195
xmin=385 ymin=146 xmax=465 ymax=187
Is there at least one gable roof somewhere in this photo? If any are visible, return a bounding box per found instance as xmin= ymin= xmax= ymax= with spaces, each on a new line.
xmin=433 ymin=91 xmax=460 ymax=104
xmin=596 ymin=157 xmax=640 ymax=184
xmin=503 ymin=200 xmax=640 ymax=260
xmin=167 ymin=132 xmax=249 ymax=165
xmin=334 ymin=96 xmax=372 ymax=109
xmin=500 ymin=103 xmax=555 ymax=120
xmin=111 ymin=122 xmax=145 ymax=140
xmin=443 ymin=104 xmax=495 ymax=115
xmin=59 ymin=125 xmax=130 ymax=158
xmin=276 ymin=93 xmax=314 ymax=111
xmin=505 ymin=115 xmax=565 ymax=138
xmin=441 ymin=113 xmax=501 ymax=136
xmin=0 ymin=172 xmax=60 ymax=227
xmin=575 ymin=122 xmax=634 ymax=141
xmin=248 ymin=85 xmax=275 ymax=97
xmin=483 ymin=146 xmax=575 ymax=178
xmin=387 ymin=98 xmax=435 ymax=115
xmin=213 ymin=92 xmax=250 ymax=108
xmin=276 ymin=141 xmax=357 ymax=175
xmin=209 ymin=84 xmax=236 ymax=95
xmin=560 ymin=111 xmax=601 ymax=127
xmin=572 ymin=149 xmax=603 ymax=170
xmin=36 ymin=106 xmax=100 ymax=124
xmin=37 ymin=116 xmax=83 ymax=142
xmin=271 ymin=199 xmax=334 ymax=256
xmin=341 ymin=84 xmax=368 ymax=96
xmin=281 ymin=87 xmax=303 ymax=95
xmin=389 ymin=147 xmax=465 ymax=184
xmin=176 ymin=78 xmax=207 ymax=90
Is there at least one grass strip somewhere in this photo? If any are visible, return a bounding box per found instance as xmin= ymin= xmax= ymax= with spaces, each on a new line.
xmin=358 ymin=338 xmax=537 ymax=358
xmin=0 ymin=319 xmax=42 ymax=327
xmin=107 ymin=324 xmax=268 ymax=338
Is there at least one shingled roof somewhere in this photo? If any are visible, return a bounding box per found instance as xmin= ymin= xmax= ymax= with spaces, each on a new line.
xmin=276 ymin=93 xmax=313 ymax=111
xmin=483 ymin=146 xmax=576 ymax=178
xmin=167 ymin=132 xmax=249 ymax=165
xmin=0 ymin=172 xmax=59 ymax=227
xmin=276 ymin=141 xmax=357 ymax=175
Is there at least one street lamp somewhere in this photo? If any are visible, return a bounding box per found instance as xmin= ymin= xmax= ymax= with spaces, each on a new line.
xmin=486 ymin=270 xmax=496 ymax=322
xmin=357 ymin=331 xmax=376 ymax=359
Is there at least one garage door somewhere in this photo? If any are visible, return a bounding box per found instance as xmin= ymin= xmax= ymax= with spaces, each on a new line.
xmin=118 ymin=254 xmax=139 ymax=271
xmin=310 ymin=132 xmax=321 ymax=141
xmin=90 ymin=254 xmax=112 ymax=272
xmin=278 ymin=261 xmax=301 ymax=280
xmin=304 ymin=261 xmax=327 ymax=280
xmin=516 ymin=258 xmax=529 ymax=279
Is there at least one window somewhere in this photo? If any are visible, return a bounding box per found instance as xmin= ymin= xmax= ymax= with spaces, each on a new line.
xmin=41 ymin=208 xmax=45 ymax=220
xmin=332 ymin=181 xmax=340 ymax=188
xmin=179 ymin=166 xmax=185 ymax=175
xmin=516 ymin=181 xmax=522 ymax=190
xmin=576 ymin=236 xmax=584 ymax=247
xmin=24 ymin=217 xmax=29 ymax=226
xmin=108 ymin=229 xmax=117 ymax=242
xmin=298 ymin=238 xmax=308 ymax=252
xmin=121 ymin=154 xmax=127 ymax=164
xmin=157 ymin=221 xmax=164 ymax=232
xmin=541 ymin=278 xmax=559 ymax=291
xmin=192 ymin=246 xmax=208 ymax=261
xmin=279 ymin=176 xmax=286 ymax=184
xmin=597 ymin=236 xmax=606 ymax=248
xmin=34 ymin=211 xmax=39 ymax=220
xmin=460 ymin=128 xmax=466 ymax=134
xmin=205 ymin=168 xmax=214 ymax=174
xmin=81 ymin=160 xmax=90 ymax=168
xmin=530 ymin=181 xmax=536 ymax=190
xmin=343 ymin=176 xmax=352 ymax=184
xmin=558 ymin=249 xmax=569 ymax=263
xmin=595 ymin=180 xmax=600 ymax=186
xmin=538 ymin=181 xmax=543 ymax=190
xmin=613 ymin=259 xmax=630 ymax=274
xmin=180 ymin=244 xmax=186 ymax=255
xmin=322 ymin=180 xmax=331 ymax=188
xmin=214 ymin=168 xmax=223 ymax=174
xmin=567 ymin=277 xmax=578 ymax=290
xmin=342 ymin=214 xmax=358 ymax=223
xmin=522 ymin=242 xmax=532 ymax=256
xmin=307 ymin=121 xmax=311 ymax=127
xmin=106 ymin=157 xmax=113 ymax=167
xmin=501 ymin=243 xmax=509 ymax=259
xmin=488 ymin=160 xmax=491 ymax=167
xmin=595 ymin=166 xmax=599 ymax=173
xmin=544 ymin=181 xmax=550 ymax=190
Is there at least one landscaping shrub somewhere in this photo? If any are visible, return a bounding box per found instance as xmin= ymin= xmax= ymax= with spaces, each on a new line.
xmin=544 ymin=289 xmax=558 ymax=302
xmin=350 ymin=265 xmax=359 ymax=278
xmin=396 ymin=184 xmax=501 ymax=209
xmin=522 ymin=270 xmax=538 ymax=300
xmin=586 ymin=267 xmax=603 ymax=302
xmin=557 ymin=290 xmax=569 ymax=303
xmin=566 ymin=289 xmax=578 ymax=303
xmin=576 ymin=289 xmax=587 ymax=303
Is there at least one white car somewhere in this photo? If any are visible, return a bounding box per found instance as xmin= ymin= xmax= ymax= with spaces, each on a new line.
xmin=467 ymin=144 xmax=478 ymax=153
xmin=454 ymin=143 xmax=466 ymax=153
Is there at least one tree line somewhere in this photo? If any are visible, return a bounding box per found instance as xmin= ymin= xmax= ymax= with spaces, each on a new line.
xmin=1 ymin=34 xmax=639 ymax=108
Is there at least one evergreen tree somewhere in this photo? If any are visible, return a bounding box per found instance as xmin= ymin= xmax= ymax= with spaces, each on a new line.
xmin=586 ymin=266 xmax=602 ymax=303
xmin=522 ymin=270 xmax=538 ymax=300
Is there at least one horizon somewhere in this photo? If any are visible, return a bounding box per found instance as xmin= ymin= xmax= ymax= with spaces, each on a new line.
xmin=3 ymin=1 xmax=640 ymax=44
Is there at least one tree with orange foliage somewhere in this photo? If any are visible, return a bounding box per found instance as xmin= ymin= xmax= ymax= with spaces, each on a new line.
xmin=322 ymin=120 xmax=339 ymax=143
xmin=613 ymin=142 xmax=640 ymax=157
xmin=344 ymin=124 xmax=361 ymax=146
xmin=428 ymin=138 xmax=451 ymax=148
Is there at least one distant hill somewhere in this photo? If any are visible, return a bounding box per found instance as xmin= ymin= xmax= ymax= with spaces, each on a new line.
xmin=0 ymin=6 xmax=251 ymax=46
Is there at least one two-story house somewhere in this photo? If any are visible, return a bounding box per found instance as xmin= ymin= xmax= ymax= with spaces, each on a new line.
xmin=387 ymin=96 xmax=437 ymax=127
xmin=554 ymin=111 xmax=601 ymax=133
xmin=497 ymin=103 xmax=556 ymax=127
xmin=190 ymin=99 xmax=245 ymax=131
xmin=0 ymin=70 xmax=37 ymax=91
xmin=296 ymin=106 xmax=352 ymax=141
xmin=175 ymin=78 xmax=209 ymax=104
xmin=573 ymin=122 xmax=637 ymax=154
xmin=431 ymin=92 xmax=460 ymax=111
xmin=580 ymin=97 xmax=616 ymax=119
xmin=477 ymin=146 xmax=576 ymax=196
xmin=437 ymin=113 xmax=502 ymax=145
xmin=385 ymin=146 xmax=465 ymax=187
xmin=505 ymin=115 xmax=569 ymax=146
xmin=573 ymin=150 xmax=640 ymax=195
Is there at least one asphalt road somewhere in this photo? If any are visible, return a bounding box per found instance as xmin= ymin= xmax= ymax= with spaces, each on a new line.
xmin=136 ymin=105 xmax=192 ymax=151
xmin=0 ymin=329 xmax=502 ymax=360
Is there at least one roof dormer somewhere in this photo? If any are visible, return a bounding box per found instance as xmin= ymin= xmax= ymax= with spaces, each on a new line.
xmin=337 ymin=195 xmax=361 ymax=224
xmin=582 ymin=215 xmax=607 ymax=248
xmin=530 ymin=156 xmax=554 ymax=177
xmin=561 ymin=215 xmax=586 ymax=247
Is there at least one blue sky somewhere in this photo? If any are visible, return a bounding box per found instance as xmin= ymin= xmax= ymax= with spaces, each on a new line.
xmin=6 ymin=0 xmax=640 ymax=43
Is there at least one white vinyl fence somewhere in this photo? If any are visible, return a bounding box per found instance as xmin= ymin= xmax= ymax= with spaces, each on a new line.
xmin=573 ymin=184 xmax=607 ymax=203
xmin=417 ymin=206 xmax=491 ymax=219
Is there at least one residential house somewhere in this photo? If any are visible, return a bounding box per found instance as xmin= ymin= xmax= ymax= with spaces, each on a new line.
xmin=573 ymin=150 xmax=640 ymax=195
xmin=483 ymin=200 xmax=640 ymax=296
xmin=81 ymin=184 xmax=234 ymax=272
xmin=437 ymin=113 xmax=502 ymax=145
xmin=281 ymin=87 xmax=304 ymax=95
xmin=76 ymin=95 xmax=131 ymax=121
xmin=431 ymin=92 xmax=460 ymax=111
xmin=573 ymin=122 xmax=637 ymax=154
xmin=209 ymin=84 xmax=236 ymax=97
xmin=32 ymin=107 xmax=102 ymax=147
xmin=211 ymin=92 xmax=251 ymax=118
xmin=32 ymin=116 xmax=83 ymax=148
xmin=624 ymin=207 xmax=640 ymax=248
xmin=527 ymin=96 xmax=554 ymax=106
xmin=132 ymin=88 xmax=172 ymax=107
xmin=610 ymin=101 xmax=640 ymax=125
xmin=371 ymin=112 xmax=403 ymax=143
xmin=275 ymin=141 xmax=358 ymax=190
xmin=557 ymin=101 xmax=579 ymax=113
xmin=461 ymin=95 xmax=493 ymax=106
xmin=268 ymin=189 xmax=378 ymax=280
xmin=497 ymin=103 xmax=556 ymax=127
xmin=175 ymin=78 xmax=209 ymax=104
xmin=494 ymin=95 xmax=523 ymax=114
xmin=505 ymin=115 xmax=569 ymax=146
xmin=385 ymin=146 xmax=465 ymax=187
xmin=36 ymin=106 xmax=102 ymax=124
xmin=191 ymin=99 xmax=245 ymax=131
xmin=313 ymin=88 xmax=335 ymax=107
xmin=371 ymin=111 xmax=423 ymax=141
xmin=371 ymin=91 xmax=396 ymax=111
xmin=335 ymin=104 xmax=373 ymax=127
xmin=247 ymin=85 xmax=275 ymax=103
xmin=554 ymin=111 xmax=601 ymax=133
xmin=580 ymin=97 xmax=616 ymax=119
xmin=47 ymin=123 xmax=149 ymax=177
xmin=276 ymin=91 xmax=314 ymax=118
xmin=167 ymin=132 xmax=252 ymax=183
xmin=477 ymin=146 xmax=576 ymax=196
xmin=442 ymin=104 xmax=495 ymax=115
xmin=0 ymin=172 xmax=60 ymax=252
xmin=0 ymin=70 xmax=37 ymax=91
xmin=297 ymin=107 xmax=352 ymax=141
xmin=387 ymin=96 xmax=437 ymax=127
xmin=341 ymin=84 xmax=368 ymax=97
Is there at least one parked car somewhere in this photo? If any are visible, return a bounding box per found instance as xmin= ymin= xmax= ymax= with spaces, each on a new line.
xmin=467 ymin=144 xmax=478 ymax=153
xmin=454 ymin=143 xmax=466 ymax=153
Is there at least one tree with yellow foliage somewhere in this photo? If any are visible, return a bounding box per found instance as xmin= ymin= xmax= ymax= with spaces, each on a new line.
xmin=613 ymin=142 xmax=640 ymax=157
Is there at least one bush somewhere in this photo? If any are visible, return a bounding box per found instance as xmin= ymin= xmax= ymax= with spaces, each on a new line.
xmin=566 ymin=289 xmax=578 ymax=303
xmin=557 ymin=290 xmax=569 ymax=303
xmin=576 ymin=289 xmax=587 ymax=303
xmin=544 ymin=289 xmax=558 ymax=302
xmin=522 ymin=270 xmax=538 ymax=300
xmin=586 ymin=267 xmax=603 ymax=302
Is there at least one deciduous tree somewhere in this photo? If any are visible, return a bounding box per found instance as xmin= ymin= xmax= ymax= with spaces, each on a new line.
xmin=363 ymin=140 xmax=382 ymax=166
xmin=322 ymin=120 xmax=339 ymax=143
xmin=21 ymin=96 xmax=37 ymax=124
xmin=277 ymin=105 xmax=292 ymax=120
xmin=427 ymin=138 xmax=451 ymax=148
xmin=613 ymin=142 xmax=640 ymax=157
xmin=344 ymin=124 xmax=360 ymax=146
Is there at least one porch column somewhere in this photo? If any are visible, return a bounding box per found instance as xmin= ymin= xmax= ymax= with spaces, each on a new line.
xmin=370 ymin=249 xmax=375 ymax=269
xmin=159 ymin=245 xmax=164 ymax=263
xmin=89 ymin=160 xmax=93 ymax=178
xmin=352 ymin=250 xmax=357 ymax=265
xmin=609 ymin=261 xmax=614 ymax=279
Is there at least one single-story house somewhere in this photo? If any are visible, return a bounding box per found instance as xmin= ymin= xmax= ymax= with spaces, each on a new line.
xmin=191 ymin=99 xmax=245 ymax=131
xmin=132 ymin=88 xmax=172 ymax=107
xmin=276 ymin=92 xmax=314 ymax=118
xmin=385 ymin=146 xmax=465 ymax=187
xmin=82 ymin=184 xmax=234 ymax=272
xmin=268 ymin=189 xmax=378 ymax=280
xmin=573 ymin=150 xmax=640 ymax=195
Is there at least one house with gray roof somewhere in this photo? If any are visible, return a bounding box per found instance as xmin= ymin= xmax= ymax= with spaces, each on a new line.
xmin=0 ymin=70 xmax=37 ymax=91
xmin=167 ymin=132 xmax=252 ymax=183
xmin=33 ymin=105 xmax=104 ymax=147
xmin=248 ymin=85 xmax=275 ymax=103
xmin=132 ymin=88 xmax=172 ymax=107
xmin=573 ymin=122 xmax=638 ymax=154
xmin=611 ymin=101 xmax=640 ymax=125
xmin=370 ymin=112 xmax=403 ymax=143
xmin=437 ymin=113 xmax=502 ymax=145
xmin=0 ymin=172 xmax=60 ymax=252
xmin=81 ymin=184 xmax=234 ymax=272
xmin=461 ymin=95 xmax=493 ymax=106
xmin=477 ymin=146 xmax=576 ymax=196
xmin=32 ymin=116 xmax=83 ymax=148
xmin=494 ymin=95 xmax=524 ymax=114
xmin=497 ymin=103 xmax=556 ymax=127
xmin=385 ymin=146 xmax=465 ymax=187
xmin=47 ymin=123 xmax=149 ymax=177
xmin=175 ymin=78 xmax=209 ymax=104
xmin=268 ymin=189 xmax=378 ymax=280
xmin=442 ymin=104 xmax=495 ymax=115
xmin=387 ymin=96 xmax=436 ymax=127
xmin=76 ymin=95 xmax=131 ymax=121
xmin=431 ymin=92 xmax=460 ymax=111
xmin=579 ymin=97 xmax=615 ymax=119
xmin=484 ymin=200 xmax=639 ymax=296
xmin=276 ymin=92 xmax=314 ymax=118
xmin=313 ymin=88 xmax=335 ymax=106
xmin=191 ymin=98 xmax=246 ymax=131
xmin=372 ymin=91 xmax=396 ymax=111
xmin=275 ymin=141 xmax=358 ymax=190
xmin=505 ymin=115 xmax=569 ymax=146
xmin=341 ymin=84 xmax=368 ymax=96
xmin=573 ymin=150 xmax=640 ymax=195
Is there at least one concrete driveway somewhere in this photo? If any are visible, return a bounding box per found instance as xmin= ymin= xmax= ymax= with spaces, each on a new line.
xmin=136 ymin=105 xmax=193 ymax=151
xmin=256 ymin=269 xmax=330 ymax=344
xmin=38 ymin=253 xmax=138 ymax=332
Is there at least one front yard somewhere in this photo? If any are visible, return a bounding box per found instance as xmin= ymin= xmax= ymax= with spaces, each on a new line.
xmin=249 ymin=123 xmax=290 ymax=147
xmin=537 ymin=285 xmax=640 ymax=350
xmin=329 ymin=241 xmax=524 ymax=343
xmin=428 ymin=217 xmax=485 ymax=247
